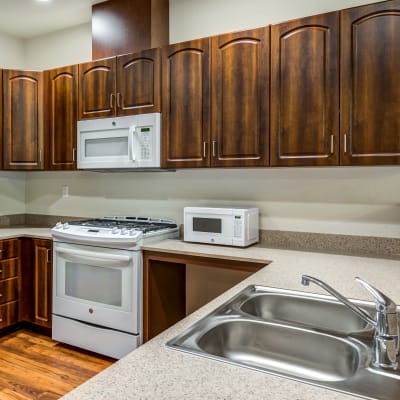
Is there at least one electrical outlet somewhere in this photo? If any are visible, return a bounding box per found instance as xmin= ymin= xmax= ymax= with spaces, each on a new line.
xmin=62 ymin=185 xmax=69 ymax=198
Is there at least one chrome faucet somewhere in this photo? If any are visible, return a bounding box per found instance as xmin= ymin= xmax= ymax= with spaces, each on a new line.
xmin=301 ymin=274 xmax=399 ymax=370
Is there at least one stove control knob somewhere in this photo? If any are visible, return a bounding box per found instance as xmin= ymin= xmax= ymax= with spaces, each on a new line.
xmin=55 ymin=222 xmax=63 ymax=229
xmin=112 ymin=227 xmax=119 ymax=234
xmin=63 ymin=222 xmax=69 ymax=230
xmin=121 ymin=228 xmax=128 ymax=235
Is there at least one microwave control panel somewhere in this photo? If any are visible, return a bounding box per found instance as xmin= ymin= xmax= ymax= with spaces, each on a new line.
xmin=233 ymin=216 xmax=243 ymax=238
xmin=136 ymin=126 xmax=153 ymax=161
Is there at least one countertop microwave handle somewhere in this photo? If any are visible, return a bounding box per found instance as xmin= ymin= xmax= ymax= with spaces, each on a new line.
xmin=128 ymin=125 xmax=136 ymax=161
xmin=56 ymin=247 xmax=132 ymax=267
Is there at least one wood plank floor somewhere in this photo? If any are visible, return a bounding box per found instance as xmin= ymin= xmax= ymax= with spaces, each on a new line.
xmin=0 ymin=330 xmax=114 ymax=400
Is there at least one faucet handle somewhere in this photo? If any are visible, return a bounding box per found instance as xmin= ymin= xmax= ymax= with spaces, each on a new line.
xmin=355 ymin=277 xmax=397 ymax=313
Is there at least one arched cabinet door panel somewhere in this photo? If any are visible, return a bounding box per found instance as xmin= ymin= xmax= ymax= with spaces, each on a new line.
xmin=161 ymin=39 xmax=211 ymax=169
xmin=341 ymin=0 xmax=400 ymax=165
xmin=270 ymin=12 xmax=339 ymax=167
xmin=116 ymin=48 xmax=161 ymax=116
xmin=78 ymin=58 xmax=116 ymax=119
xmin=45 ymin=65 xmax=78 ymax=170
xmin=211 ymin=27 xmax=270 ymax=167
xmin=3 ymin=69 xmax=44 ymax=170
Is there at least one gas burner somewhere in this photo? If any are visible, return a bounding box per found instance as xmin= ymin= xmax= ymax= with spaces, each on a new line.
xmin=69 ymin=218 xmax=178 ymax=234
xmin=52 ymin=216 xmax=179 ymax=249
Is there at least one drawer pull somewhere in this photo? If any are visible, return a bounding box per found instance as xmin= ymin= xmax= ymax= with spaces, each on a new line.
xmin=0 ymin=318 xmax=2 ymax=323
xmin=0 ymin=270 xmax=2 ymax=273
xmin=0 ymin=294 xmax=2 ymax=297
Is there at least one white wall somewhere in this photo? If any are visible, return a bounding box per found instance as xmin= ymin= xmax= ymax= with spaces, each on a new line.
xmin=25 ymin=168 xmax=400 ymax=238
xmin=1 ymin=0 xmax=400 ymax=240
xmin=169 ymin=0 xmax=386 ymax=43
xmin=0 ymin=172 xmax=26 ymax=216
xmin=0 ymin=31 xmax=24 ymax=68
xmin=24 ymin=23 xmax=92 ymax=70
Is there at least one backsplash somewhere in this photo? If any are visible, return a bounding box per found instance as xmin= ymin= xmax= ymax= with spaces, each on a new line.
xmin=1 ymin=213 xmax=399 ymax=260
xmin=0 ymin=214 xmax=85 ymax=228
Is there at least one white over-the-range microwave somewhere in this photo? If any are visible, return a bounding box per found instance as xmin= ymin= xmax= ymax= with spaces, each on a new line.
xmin=184 ymin=207 xmax=259 ymax=247
xmin=77 ymin=113 xmax=161 ymax=170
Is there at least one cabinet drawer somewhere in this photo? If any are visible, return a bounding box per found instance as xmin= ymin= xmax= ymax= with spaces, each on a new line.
xmin=0 ymin=239 xmax=20 ymax=260
xmin=0 ymin=301 xmax=18 ymax=329
xmin=0 ymin=258 xmax=19 ymax=280
xmin=0 ymin=278 xmax=18 ymax=304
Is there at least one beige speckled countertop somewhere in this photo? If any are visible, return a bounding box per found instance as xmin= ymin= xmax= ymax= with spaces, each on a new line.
xmin=56 ymin=239 xmax=400 ymax=400
xmin=0 ymin=227 xmax=52 ymax=240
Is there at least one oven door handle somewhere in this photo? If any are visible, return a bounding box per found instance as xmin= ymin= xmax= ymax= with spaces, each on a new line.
xmin=55 ymin=247 xmax=132 ymax=267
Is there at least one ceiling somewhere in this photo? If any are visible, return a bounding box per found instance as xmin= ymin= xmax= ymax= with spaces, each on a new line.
xmin=0 ymin=0 xmax=106 ymax=39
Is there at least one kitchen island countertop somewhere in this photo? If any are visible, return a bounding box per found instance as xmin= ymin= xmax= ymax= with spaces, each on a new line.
xmin=60 ymin=238 xmax=400 ymax=400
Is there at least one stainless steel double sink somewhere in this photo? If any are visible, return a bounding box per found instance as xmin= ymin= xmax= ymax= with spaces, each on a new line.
xmin=167 ymin=285 xmax=400 ymax=400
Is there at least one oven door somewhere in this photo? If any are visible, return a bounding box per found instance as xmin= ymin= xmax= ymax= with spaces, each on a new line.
xmin=53 ymin=242 xmax=142 ymax=334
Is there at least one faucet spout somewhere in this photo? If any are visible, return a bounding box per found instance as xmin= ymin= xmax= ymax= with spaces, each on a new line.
xmin=301 ymin=274 xmax=399 ymax=370
xmin=301 ymin=275 xmax=376 ymax=327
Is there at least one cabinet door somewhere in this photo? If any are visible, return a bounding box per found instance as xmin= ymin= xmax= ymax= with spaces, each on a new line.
xmin=32 ymin=239 xmax=52 ymax=328
xmin=45 ymin=65 xmax=78 ymax=170
xmin=3 ymin=70 xmax=44 ymax=170
xmin=270 ymin=13 xmax=339 ymax=166
xmin=78 ymin=58 xmax=116 ymax=119
xmin=116 ymin=48 xmax=161 ymax=116
xmin=211 ymin=28 xmax=269 ymax=167
xmin=341 ymin=0 xmax=400 ymax=165
xmin=161 ymin=39 xmax=211 ymax=168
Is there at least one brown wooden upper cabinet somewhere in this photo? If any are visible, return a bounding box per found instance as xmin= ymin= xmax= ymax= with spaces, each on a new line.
xmin=161 ymin=28 xmax=269 ymax=169
xmin=44 ymin=65 xmax=79 ymax=170
xmin=161 ymin=39 xmax=211 ymax=168
xmin=340 ymin=0 xmax=400 ymax=165
xmin=211 ymin=27 xmax=270 ymax=167
xmin=79 ymin=48 xmax=161 ymax=120
xmin=3 ymin=70 xmax=44 ymax=170
xmin=270 ymin=12 xmax=339 ymax=167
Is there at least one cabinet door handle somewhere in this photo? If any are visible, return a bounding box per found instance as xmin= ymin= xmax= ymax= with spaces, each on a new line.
xmin=39 ymin=150 xmax=43 ymax=163
xmin=46 ymin=249 xmax=51 ymax=263
xmin=72 ymin=148 xmax=76 ymax=162
xmin=330 ymin=135 xmax=334 ymax=154
xmin=0 ymin=318 xmax=2 ymax=323
xmin=117 ymin=92 xmax=121 ymax=108
xmin=212 ymin=141 xmax=217 ymax=158
xmin=110 ymin=93 xmax=115 ymax=109
xmin=343 ymin=134 xmax=347 ymax=154
xmin=203 ymin=141 xmax=207 ymax=158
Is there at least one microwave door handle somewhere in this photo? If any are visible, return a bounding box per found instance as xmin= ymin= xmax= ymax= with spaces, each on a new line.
xmin=128 ymin=125 xmax=136 ymax=161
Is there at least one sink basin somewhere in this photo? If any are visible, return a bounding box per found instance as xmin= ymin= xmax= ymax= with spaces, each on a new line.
xmin=239 ymin=291 xmax=370 ymax=333
xmin=197 ymin=319 xmax=363 ymax=382
xmin=167 ymin=285 xmax=400 ymax=400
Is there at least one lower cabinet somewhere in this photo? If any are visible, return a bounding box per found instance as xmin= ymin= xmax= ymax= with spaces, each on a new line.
xmin=30 ymin=239 xmax=53 ymax=329
xmin=0 ymin=238 xmax=53 ymax=333
xmin=0 ymin=239 xmax=21 ymax=329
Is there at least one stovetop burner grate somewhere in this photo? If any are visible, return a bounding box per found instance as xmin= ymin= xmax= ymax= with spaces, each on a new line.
xmin=69 ymin=218 xmax=178 ymax=234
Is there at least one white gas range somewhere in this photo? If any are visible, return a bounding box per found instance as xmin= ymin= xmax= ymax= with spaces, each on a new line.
xmin=51 ymin=217 xmax=179 ymax=359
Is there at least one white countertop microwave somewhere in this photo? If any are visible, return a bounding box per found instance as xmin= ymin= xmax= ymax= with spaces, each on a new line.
xmin=77 ymin=113 xmax=161 ymax=170
xmin=184 ymin=207 xmax=259 ymax=247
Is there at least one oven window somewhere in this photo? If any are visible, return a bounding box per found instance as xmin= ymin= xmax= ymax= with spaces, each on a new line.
xmin=65 ymin=262 xmax=122 ymax=306
xmin=193 ymin=217 xmax=222 ymax=233
xmin=85 ymin=136 xmax=128 ymax=157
